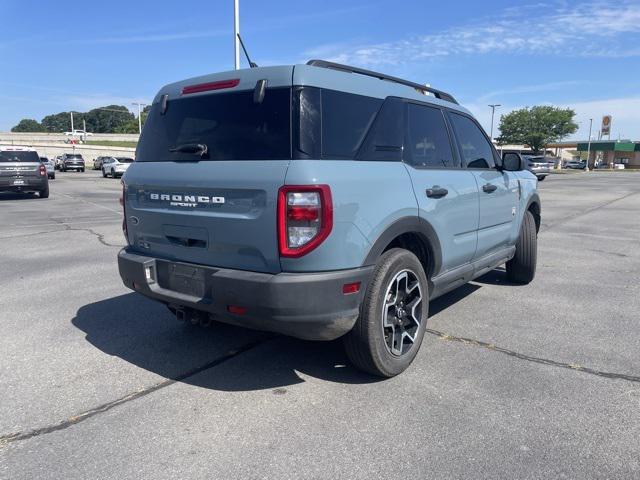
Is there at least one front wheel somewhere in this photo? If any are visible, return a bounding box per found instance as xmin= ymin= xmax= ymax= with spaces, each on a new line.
xmin=537 ymin=175 xmax=546 ymax=181
xmin=102 ymin=168 xmax=107 ymax=178
xmin=111 ymin=169 xmax=115 ymax=178
xmin=506 ymin=210 xmax=537 ymax=284
xmin=344 ymin=248 xmax=428 ymax=377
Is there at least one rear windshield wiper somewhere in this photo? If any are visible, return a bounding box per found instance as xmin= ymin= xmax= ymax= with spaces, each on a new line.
xmin=168 ymin=143 xmax=208 ymax=159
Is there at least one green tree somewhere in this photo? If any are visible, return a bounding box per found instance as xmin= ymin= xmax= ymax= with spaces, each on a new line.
xmin=114 ymin=105 xmax=151 ymax=134
xmin=41 ymin=112 xmax=76 ymax=132
xmin=83 ymin=105 xmax=134 ymax=133
xmin=11 ymin=119 xmax=46 ymax=132
xmin=497 ymin=106 xmax=578 ymax=153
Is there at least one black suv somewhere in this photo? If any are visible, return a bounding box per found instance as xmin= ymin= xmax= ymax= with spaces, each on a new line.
xmin=60 ymin=153 xmax=85 ymax=172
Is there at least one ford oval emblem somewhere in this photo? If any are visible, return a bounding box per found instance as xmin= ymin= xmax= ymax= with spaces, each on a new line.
xmin=129 ymin=216 xmax=140 ymax=225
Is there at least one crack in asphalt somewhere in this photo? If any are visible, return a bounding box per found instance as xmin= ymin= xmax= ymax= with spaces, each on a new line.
xmin=49 ymin=217 xmax=123 ymax=248
xmin=426 ymin=328 xmax=640 ymax=384
xmin=0 ymin=338 xmax=270 ymax=447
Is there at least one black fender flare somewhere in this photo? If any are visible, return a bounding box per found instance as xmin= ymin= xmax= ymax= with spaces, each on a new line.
xmin=525 ymin=192 xmax=541 ymax=232
xmin=362 ymin=216 xmax=442 ymax=277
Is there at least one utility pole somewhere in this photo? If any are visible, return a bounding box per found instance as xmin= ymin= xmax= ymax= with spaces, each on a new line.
xmin=131 ymin=102 xmax=147 ymax=134
xmin=234 ymin=0 xmax=240 ymax=69
xmin=488 ymin=104 xmax=501 ymax=142
xmin=70 ymin=112 xmax=74 ymax=132
xmin=585 ymin=118 xmax=593 ymax=172
xmin=83 ymin=119 xmax=87 ymax=142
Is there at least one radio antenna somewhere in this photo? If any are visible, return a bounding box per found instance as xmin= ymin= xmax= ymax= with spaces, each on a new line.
xmin=237 ymin=34 xmax=258 ymax=68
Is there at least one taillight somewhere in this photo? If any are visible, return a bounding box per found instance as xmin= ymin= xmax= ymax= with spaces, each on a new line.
xmin=277 ymin=185 xmax=332 ymax=258
xmin=120 ymin=180 xmax=129 ymax=244
xmin=39 ymin=164 xmax=46 ymax=176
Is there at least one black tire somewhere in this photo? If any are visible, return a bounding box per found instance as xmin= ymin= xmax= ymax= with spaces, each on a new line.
xmin=39 ymin=184 xmax=49 ymax=199
xmin=81 ymin=168 xmax=85 ymax=172
xmin=537 ymin=175 xmax=546 ymax=181
xmin=102 ymin=168 xmax=107 ymax=178
xmin=111 ymin=169 xmax=115 ymax=178
xmin=344 ymin=248 xmax=428 ymax=377
xmin=506 ymin=210 xmax=537 ymax=284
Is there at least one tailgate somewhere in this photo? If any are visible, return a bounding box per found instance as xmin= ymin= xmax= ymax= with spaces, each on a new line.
xmin=0 ymin=162 xmax=41 ymax=178
xmin=123 ymin=160 xmax=289 ymax=273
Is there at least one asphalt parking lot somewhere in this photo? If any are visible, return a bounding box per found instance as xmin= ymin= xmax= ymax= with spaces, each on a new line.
xmin=1 ymin=170 xmax=639 ymax=479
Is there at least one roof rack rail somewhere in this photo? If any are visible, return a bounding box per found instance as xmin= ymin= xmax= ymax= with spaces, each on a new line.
xmin=306 ymin=59 xmax=458 ymax=105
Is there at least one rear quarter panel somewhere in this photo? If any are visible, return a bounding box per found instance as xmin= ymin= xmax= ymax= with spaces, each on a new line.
xmin=281 ymin=160 xmax=418 ymax=272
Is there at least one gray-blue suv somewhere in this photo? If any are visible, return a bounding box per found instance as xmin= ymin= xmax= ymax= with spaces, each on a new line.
xmin=118 ymin=60 xmax=540 ymax=377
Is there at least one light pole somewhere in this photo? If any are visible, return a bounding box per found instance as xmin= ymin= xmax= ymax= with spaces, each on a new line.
xmin=233 ymin=0 xmax=240 ymax=69
xmin=131 ymin=102 xmax=147 ymax=134
xmin=488 ymin=104 xmax=501 ymax=142
xmin=585 ymin=118 xmax=593 ymax=172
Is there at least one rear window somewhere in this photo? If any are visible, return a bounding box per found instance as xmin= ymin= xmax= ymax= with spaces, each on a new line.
xmin=116 ymin=157 xmax=134 ymax=163
xmin=0 ymin=151 xmax=40 ymax=162
xmin=137 ymin=88 xmax=291 ymax=162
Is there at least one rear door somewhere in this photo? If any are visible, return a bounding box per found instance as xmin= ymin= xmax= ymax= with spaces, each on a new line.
xmin=447 ymin=112 xmax=519 ymax=258
xmin=124 ymin=81 xmax=292 ymax=274
xmin=403 ymin=102 xmax=479 ymax=272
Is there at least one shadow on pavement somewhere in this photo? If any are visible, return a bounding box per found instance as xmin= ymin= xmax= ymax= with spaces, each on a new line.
xmin=73 ymin=278 xmax=490 ymax=392
xmin=0 ymin=192 xmax=40 ymax=201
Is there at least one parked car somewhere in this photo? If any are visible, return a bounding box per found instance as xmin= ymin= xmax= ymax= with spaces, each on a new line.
xmin=93 ymin=156 xmax=107 ymax=170
xmin=117 ymin=60 xmax=540 ymax=377
xmin=564 ymin=161 xmax=586 ymax=170
xmin=53 ymin=156 xmax=63 ymax=170
xmin=39 ymin=156 xmax=55 ymax=179
xmin=521 ymin=155 xmax=550 ymax=181
xmin=102 ymin=157 xmax=133 ymax=178
xmin=0 ymin=147 xmax=49 ymax=197
xmin=59 ymin=153 xmax=85 ymax=172
xmin=64 ymin=130 xmax=93 ymax=136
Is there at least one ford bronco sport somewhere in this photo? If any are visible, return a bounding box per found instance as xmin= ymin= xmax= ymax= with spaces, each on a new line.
xmin=118 ymin=61 xmax=540 ymax=377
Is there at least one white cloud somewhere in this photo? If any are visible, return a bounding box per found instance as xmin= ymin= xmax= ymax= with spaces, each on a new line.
xmin=305 ymin=1 xmax=640 ymax=67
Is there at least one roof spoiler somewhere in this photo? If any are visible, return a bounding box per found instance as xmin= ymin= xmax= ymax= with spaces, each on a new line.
xmin=306 ymin=59 xmax=458 ymax=105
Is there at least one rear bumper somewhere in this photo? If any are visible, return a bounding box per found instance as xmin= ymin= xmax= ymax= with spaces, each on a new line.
xmin=117 ymin=249 xmax=374 ymax=340
xmin=0 ymin=176 xmax=47 ymax=192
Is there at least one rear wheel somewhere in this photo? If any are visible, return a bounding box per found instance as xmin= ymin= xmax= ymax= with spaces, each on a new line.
xmin=102 ymin=168 xmax=107 ymax=178
xmin=537 ymin=175 xmax=546 ymax=181
xmin=39 ymin=184 xmax=49 ymax=198
xmin=81 ymin=168 xmax=85 ymax=172
xmin=344 ymin=248 xmax=428 ymax=377
xmin=506 ymin=210 xmax=537 ymax=284
xmin=111 ymin=169 xmax=115 ymax=178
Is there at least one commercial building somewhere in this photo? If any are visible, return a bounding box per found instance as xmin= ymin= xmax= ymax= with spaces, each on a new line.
xmin=576 ymin=141 xmax=640 ymax=169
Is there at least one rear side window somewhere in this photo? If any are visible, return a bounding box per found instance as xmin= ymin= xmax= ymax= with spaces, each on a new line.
xmin=449 ymin=113 xmax=495 ymax=169
xmin=137 ymin=88 xmax=291 ymax=162
xmin=320 ymin=90 xmax=382 ymax=159
xmin=406 ymin=104 xmax=455 ymax=168
xmin=0 ymin=151 xmax=40 ymax=162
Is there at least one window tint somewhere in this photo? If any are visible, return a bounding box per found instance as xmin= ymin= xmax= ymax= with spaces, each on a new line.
xmin=356 ymin=98 xmax=404 ymax=162
xmin=0 ymin=151 xmax=40 ymax=162
xmin=137 ymin=88 xmax=291 ymax=162
xmin=406 ymin=104 xmax=454 ymax=168
xmin=449 ymin=113 xmax=495 ymax=169
xmin=321 ymin=90 xmax=382 ymax=159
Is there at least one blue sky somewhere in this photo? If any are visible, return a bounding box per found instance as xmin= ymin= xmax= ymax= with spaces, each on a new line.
xmin=1 ymin=0 xmax=639 ymax=140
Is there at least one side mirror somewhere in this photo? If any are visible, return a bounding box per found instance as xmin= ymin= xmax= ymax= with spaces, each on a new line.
xmin=502 ymin=152 xmax=524 ymax=171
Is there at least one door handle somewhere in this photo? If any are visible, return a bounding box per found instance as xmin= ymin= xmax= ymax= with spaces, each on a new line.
xmin=482 ymin=184 xmax=498 ymax=193
xmin=426 ymin=186 xmax=449 ymax=198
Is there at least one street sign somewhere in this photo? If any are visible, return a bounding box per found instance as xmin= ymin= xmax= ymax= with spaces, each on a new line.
xmin=601 ymin=115 xmax=612 ymax=136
